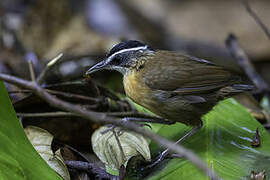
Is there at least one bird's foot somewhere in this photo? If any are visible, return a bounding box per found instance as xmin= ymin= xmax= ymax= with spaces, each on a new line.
xmin=143 ymin=125 xmax=202 ymax=170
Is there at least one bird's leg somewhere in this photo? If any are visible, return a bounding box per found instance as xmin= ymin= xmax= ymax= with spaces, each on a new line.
xmin=101 ymin=117 xmax=175 ymax=135
xmin=144 ymin=124 xmax=202 ymax=169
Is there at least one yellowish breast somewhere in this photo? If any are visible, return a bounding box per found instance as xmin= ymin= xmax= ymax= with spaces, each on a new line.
xmin=123 ymin=70 xmax=150 ymax=106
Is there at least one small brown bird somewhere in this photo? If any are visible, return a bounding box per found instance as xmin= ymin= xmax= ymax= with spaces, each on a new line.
xmin=86 ymin=40 xmax=252 ymax=161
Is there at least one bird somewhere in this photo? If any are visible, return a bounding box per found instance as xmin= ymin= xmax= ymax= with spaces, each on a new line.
xmin=86 ymin=40 xmax=253 ymax=164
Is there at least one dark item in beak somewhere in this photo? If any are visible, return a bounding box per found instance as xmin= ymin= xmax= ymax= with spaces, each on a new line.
xmin=86 ymin=60 xmax=107 ymax=75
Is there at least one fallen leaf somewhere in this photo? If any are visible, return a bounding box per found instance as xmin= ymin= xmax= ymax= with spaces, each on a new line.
xmin=91 ymin=126 xmax=151 ymax=172
xmin=25 ymin=126 xmax=70 ymax=180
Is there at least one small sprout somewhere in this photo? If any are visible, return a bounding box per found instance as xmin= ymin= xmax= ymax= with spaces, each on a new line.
xmin=251 ymin=128 xmax=261 ymax=147
xmin=47 ymin=53 xmax=63 ymax=67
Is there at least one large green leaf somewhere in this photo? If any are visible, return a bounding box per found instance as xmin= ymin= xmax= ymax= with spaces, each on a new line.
xmin=147 ymin=99 xmax=270 ymax=180
xmin=0 ymin=81 xmax=61 ymax=179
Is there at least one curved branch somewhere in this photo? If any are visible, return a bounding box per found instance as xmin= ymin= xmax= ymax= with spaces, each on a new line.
xmin=0 ymin=73 xmax=219 ymax=180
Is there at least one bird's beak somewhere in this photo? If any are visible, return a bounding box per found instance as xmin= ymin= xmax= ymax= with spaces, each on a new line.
xmin=86 ymin=60 xmax=108 ymax=75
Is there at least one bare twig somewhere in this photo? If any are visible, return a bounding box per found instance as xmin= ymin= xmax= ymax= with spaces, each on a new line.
xmin=16 ymin=111 xmax=156 ymax=118
xmin=17 ymin=111 xmax=174 ymax=125
xmin=8 ymin=90 xmax=32 ymax=94
xmin=65 ymin=160 xmax=118 ymax=179
xmin=17 ymin=111 xmax=153 ymax=118
xmin=0 ymin=73 xmax=219 ymax=180
xmin=45 ymin=89 xmax=101 ymax=103
xmin=28 ymin=60 xmax=36 ymax=82
xmin=17 ymin=112 xmax=76 ymax=118
xmin=53 ymin=140 xmax=90 ymax=163
xmin=64 ymin=145 xmax=90 ymax=163
xmin=243 ymin=0 xmax=270 ymax=40
xmin=225 ymin=34 xmax=269 ymax=93
xmin=9 ymin=88 xmax=101 ymax=103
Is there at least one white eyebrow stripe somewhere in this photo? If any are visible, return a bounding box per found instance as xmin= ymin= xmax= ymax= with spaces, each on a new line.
xmin=108 ymin=45 xmax=148 ymax=59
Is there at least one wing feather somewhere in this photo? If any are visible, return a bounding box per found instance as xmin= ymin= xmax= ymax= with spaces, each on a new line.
xmin=141 ymin=51 xmax=240 ymax=94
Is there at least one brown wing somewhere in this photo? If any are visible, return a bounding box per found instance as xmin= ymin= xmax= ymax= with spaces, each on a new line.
xmin=141 ymin=51 xmax=239 ymax=94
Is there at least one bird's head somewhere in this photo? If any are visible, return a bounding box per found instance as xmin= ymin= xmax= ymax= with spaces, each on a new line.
xmin=86 ymin=40 xmax=153 ymax=75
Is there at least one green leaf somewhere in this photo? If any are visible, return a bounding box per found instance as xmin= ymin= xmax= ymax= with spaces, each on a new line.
xmin=0 ymin=81 xmax=61 ymax=179
xmin=147 ymin=98 xmax=270 ymax=180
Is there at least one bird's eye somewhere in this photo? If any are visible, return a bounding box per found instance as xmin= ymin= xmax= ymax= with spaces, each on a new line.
xmin=112 ymin=57 xmax=121 ymax=65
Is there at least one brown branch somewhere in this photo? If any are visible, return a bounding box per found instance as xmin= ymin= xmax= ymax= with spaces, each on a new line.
xmin=28 ymin=60 xmax=36 ymax=82
xmin=0 ymin=73 xmax=219 ymax=180
xmin=243 ymin=0 xmax=270 ymax=40
xmin=8 ymin=90 xmax=32 ymax=94
xmin=16 ymin=111 xmax=159 ymax=118
xmin=225 ymin=34 xmax=269 ymax=93
xmin=17 ymin=111 xmax=173 ymax=125
xmin=45 ymin=89 xmax=101 ymax=103
xmin=64 ymin=145 xmax=90 ymax=163
xmin=65 ymin=160 xmax=118 ymax=179
xmin=17 ymin=112 xmax=77 ymax=118
xmin=9 ymin=88 xmax=101 ymax=103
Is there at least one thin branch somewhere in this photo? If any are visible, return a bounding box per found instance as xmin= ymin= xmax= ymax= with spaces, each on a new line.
xmin=17 ymin=111 xmax=173 ymax=125
xmin=64 ymin=144 xmax=90 ymax=163
xmin=28 ymin=60 xmax=36 ymax=82
xmin=8 ymin=90 xmax=32 ymax=94
xmin=243 ymin=0 xmax=270 ymax=40
xmin=65 ymin=160 xmax=118 ymax=179
xmin=45 ymin=89 xmax=101 ymax=103
xmin=17 ymin=112 xmax=77 ymax=118
xmin=0 ymin=73 xmax=219 ymax=180
xmin=53 ymin=140 xmax=90 ymax=163
xmin=225 ymin=34 xmax=269 ymax=93
xmin=9 ymin=88 xmax=101 ymax=103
